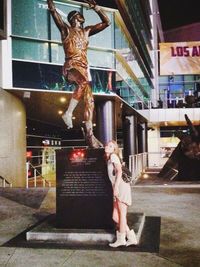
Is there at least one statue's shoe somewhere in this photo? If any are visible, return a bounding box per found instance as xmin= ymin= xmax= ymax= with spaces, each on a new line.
xmin=62 ymin=112 xmax=73 ymax=129
xmin=86 ymin=133 xmax=103 ymax=148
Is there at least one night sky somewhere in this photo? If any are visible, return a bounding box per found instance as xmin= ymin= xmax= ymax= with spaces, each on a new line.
xmin=157 ymin=0 xmax=200 ymax=31
xmin=75 ymin=0 xmax=200 ymax=31
xmin=74 ymin=0 xmax=117 ymax=10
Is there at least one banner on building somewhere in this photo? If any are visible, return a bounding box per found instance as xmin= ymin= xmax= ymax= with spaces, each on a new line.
xmin=159 ymin=42 xmax=200 ymax=75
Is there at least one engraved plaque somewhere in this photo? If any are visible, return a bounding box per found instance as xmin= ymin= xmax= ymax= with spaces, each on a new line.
xmin=56 ymin=148 xmax=114 ymax=229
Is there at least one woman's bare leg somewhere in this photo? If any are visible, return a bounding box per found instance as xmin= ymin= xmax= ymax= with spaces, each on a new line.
xmin=112 ymin=200 xmax=119 ymax=228
xmin=118 ymin=201 xmax=128 ymax=233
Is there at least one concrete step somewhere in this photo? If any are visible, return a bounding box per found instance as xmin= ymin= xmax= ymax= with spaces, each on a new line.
xmin=144 ymin=167 xmax=162 ymax=172
xmin=143 ymin=167 xmax=162 ymax=175
xmin=143 ymin=171 xmax=160 ymax=174
xmin=26 ymin=213 xmax=145 ymax=246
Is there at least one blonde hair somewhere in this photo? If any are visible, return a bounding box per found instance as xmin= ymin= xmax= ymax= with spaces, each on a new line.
xmin=108 ymin=140 xmax=122 ymax=161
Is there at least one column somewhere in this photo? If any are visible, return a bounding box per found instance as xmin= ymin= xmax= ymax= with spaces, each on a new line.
xmin=141 ymin=122 xmax=148 ymax=153
xmin=96 ymin=100 xmax=116 ymax=145
xmin=148 ymin=125 xmax=161 ymax=167
xmin=0 ymin=89 xmax=26 ymax=187
xmin=137 ymin=123 xmax=143 ymax=154
xmin=122 ymin=115 xmax=138 ymax=166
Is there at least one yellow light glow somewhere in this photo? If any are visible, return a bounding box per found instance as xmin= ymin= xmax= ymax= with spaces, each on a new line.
xmin=58 ymin=110 xmax=63 ymax=115
xmin=143 ymin=173 xmax=149 ymax=179
xmin=60 ymin=97 xmax=66 ymax=103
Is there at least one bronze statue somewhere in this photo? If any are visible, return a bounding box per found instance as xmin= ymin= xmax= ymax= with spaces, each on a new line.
xmin=158 ymin=114 xmax=200 ymax=180
xmin=47 ymin=0 xmax=111 ymax=148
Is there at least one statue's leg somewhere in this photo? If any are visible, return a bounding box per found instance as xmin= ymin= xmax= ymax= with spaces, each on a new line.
xmin=62 ymin=68 xmax=84 ymax=129
xmin=83 ymin=83 xmax=103 ymax=148
xmin=63 ymin=67 xmax=103 ymax=147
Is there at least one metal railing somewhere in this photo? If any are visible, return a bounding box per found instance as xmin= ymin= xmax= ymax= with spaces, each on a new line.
xmin=0 ymin=176 xmax=12 ymax=188
xmin=26 ymin=162 xmax=52 ymax=188
xmin=26 ymin=146 xmax=89 ymax=188
xmin=129 ymin=152 xmax=148 ymax=183
xmin=26 ymin=146 xmax=61 ymax=188
xmin=129 ymin=152 xmax=173 ymax=183
xmin=25 ymin=147 xmax=173 ymax=187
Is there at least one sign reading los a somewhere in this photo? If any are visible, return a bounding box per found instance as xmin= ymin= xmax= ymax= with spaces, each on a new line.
xmin=171 ymin=46 xmax=200 ymax=57
xmin=160 ymin=42 xmax=200 ymax=75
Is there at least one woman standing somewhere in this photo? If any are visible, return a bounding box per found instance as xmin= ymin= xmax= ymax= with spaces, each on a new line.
xmin=105 ymin=140 xmax=138 ymax=247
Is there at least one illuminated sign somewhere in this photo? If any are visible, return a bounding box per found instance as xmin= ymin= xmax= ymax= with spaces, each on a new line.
xmin=26 ymin=151 xmax=32 ymax=158
xmin=69 ymin=149 xmax=86 ymax=163
xmin=159 ymin=42 xmax=200 ymax=75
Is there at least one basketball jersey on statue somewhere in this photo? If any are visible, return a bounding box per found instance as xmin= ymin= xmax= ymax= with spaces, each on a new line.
xmin=63 ymin=27 xmax=89 ymax=70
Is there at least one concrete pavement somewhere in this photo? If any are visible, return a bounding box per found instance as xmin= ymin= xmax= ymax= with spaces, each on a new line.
xmin=0 ymin=186 xmax=199 ymax=267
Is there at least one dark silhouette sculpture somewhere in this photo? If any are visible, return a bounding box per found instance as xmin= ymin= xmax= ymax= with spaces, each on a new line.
xmin=47 ymin=0 xmax=110 ymax=148
xmin=158 ymin=114 xmax=200 ymax=181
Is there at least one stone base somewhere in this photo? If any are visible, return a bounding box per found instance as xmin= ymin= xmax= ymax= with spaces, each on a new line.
xmin=26 ymin=213 xmax=145 ymax=245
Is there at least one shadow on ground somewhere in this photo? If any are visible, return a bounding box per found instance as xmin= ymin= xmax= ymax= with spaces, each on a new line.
xmin=0 ymin=188 xmax=49 ymax=209
xmin=2 ymin=213 xmax=160 ymax=253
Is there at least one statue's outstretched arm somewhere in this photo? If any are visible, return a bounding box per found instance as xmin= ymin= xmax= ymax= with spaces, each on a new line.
xmin=84 ymin=0 xmax=111 ymax=36
xmin=47 ymin=0 xmax=68 ymax=39
xmin=185 ymin=114 xmax=199 ymax=137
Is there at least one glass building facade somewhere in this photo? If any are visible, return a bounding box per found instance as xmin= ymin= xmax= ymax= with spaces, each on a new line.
xmin=11 ymin=0 xmax=153 ymax=109
xmin=158 ymin=75 xmax=200 ymax=108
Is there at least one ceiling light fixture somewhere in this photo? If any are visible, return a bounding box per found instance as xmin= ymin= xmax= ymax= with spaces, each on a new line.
xmin=60 ymin=97 xmax=66 ymax=103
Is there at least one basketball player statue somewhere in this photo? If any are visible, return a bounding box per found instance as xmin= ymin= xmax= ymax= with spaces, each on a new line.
xmin=47 ymin=0 xmax=111 ymax=148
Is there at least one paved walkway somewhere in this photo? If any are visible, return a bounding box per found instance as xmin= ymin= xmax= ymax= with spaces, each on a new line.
xmin=0 ymin=186 xmax=199 ymax=267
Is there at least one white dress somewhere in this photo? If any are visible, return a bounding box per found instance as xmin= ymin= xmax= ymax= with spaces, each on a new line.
xmin=107 ymin=153 xmax=132 ymax=206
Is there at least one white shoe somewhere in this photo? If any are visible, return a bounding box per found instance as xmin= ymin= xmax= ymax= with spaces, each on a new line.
xmin=109 ymin=231 xmax=126 ymax=248
xmin=126 ymin=229 xmax=138 ymax=246
xmin=62 ymin=98 xmax=78 ymax=129
xmin=62 ymin=112 xmax=73 ymax=129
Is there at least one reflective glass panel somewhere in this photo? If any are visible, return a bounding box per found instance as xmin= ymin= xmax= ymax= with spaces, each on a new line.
xmin=51 ymin=43 xmax=65 ymax=64
xmin=88 ymin=49 xmax=115 ymax=69
xmin=12 ymin=0 xmax=48 ymax=39
xmin=12 ymin=38 xmax=49 ymax=62
xmin=83 ymin=7 xmax=114 ymax=49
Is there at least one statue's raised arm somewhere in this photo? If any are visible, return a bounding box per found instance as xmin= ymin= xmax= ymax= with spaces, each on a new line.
xmin=47 ymin=0 xmax=68 ymax=40
xmin=83 ymin=0 xmax=111 ymax=36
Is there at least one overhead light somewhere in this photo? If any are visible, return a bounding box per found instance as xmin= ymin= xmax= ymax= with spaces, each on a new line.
xmin=58 ymin=110 xmax=63 ymax=115
xmin=143 ymin=173 xmax=149 ymax=179
xmin=60 ymin=97 xmax=66 ymax=103
xmin=23 ymin=91 xmax=31 ymax=98
xmin=42 ymin=139 xmax=50 ymax=146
